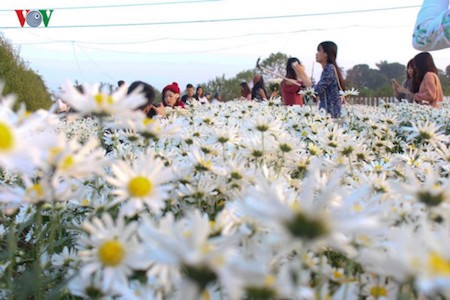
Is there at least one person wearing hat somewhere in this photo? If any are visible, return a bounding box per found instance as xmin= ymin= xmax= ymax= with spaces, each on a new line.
xmin=153 ymin=82 xmax=185 ymax=117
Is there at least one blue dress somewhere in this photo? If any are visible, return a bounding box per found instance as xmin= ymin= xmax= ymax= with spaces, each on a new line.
xmin=315 ymin=64 xmax=341 ymax=118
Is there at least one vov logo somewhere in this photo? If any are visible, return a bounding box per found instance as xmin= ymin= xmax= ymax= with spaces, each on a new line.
xmin=15 ymin=10 xmax=54 ymax=27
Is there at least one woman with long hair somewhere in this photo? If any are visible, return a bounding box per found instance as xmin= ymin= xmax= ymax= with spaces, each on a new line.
xmin=393 ymin=59 xmax=415 ymax=102
xmin=251 ymin=74 xmax=268 ymax=101
xmin=411 ymin=52 xmax=444 ymax=107
xmin=280 ymin=57 xmax=306 ymax=106
xmin=240 ymin=81 xmax=252 ymax=100
xmin=314 ymin=41 xmax=346 ymax=118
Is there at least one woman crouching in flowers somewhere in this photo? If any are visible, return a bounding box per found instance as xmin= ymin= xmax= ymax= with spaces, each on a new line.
xmin=152 ymin=82 xmax=185 ymax=117
xmin=299 ymin=41 xmax=346 ymax=118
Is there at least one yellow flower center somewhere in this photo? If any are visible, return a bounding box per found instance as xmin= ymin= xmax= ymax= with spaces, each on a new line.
xmin=81 ymin=199 xmax=90 ymax=206
xmin=94 ymin=93 xmax=114 ymax=106
xmin=49 ymin=147 xmax=63 ymax=161
xmin=428 ymin=252 xmax=450 ymax=276
xmin=264 ymin=274 xmax=276 ymax=287
xmin=374 ymin=165 xmax=383 ymax=171
xmin=200 ymin=242 xmax=213 ymax=254
xmin=201 ymin=290 xmax=211 ymax=300
xmin=182 ymin=230 xmax=192 ymax=239
xmin=370 ymin=286 xmax=387 ymax=297
xmin=61 ymin=155 xmax=75 ymax=171
xmin=352 ymin=203 xmax=363 ymax=213
xmin=26 ymin=183 xmax=45 ymax=199
xmin=128 ymin=176 xmax=152 ymax=197
xmin=98 ymin=240 xmax=125 ymax=267
xmin=212 ymin=255 xmax=226 ymax=267
xmin=333 ymin=270 xmax=344 ymax=279
xmin=202 ymin=160 xmax=212 ymax=168
xmin=143 ymin=118 xmax=154 ymax=126
xmin=0 ymin=122 xmax=14 ymax=151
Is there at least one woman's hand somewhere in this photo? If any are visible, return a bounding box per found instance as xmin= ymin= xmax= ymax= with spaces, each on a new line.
xmin=395 ymin=85 xmax=409 ymax=94
xmin=151 ymin=103 xmax=166 ymax=118
xmin=293 ymin=63 xmax=312 ymax=87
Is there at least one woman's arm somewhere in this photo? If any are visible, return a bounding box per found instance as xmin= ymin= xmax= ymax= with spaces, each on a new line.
xmin=413 ymin=0 xmax=450 ymax=50
xmin=414 ymin=72 xmax=438 ymax=105
xmin=293 ymin=64 xmax=312 ymax=87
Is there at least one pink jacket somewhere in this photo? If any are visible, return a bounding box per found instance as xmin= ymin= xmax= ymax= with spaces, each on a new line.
xmin=414 ymin=72 xmax=444 ymax=107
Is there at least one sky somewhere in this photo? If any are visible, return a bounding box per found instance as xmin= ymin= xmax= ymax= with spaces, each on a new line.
xmin=0 ymin=0 xmax=449 ymax=95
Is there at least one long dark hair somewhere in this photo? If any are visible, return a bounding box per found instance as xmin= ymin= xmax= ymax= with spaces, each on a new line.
xmin=286 ymin=57 xmax=301 ymax=79
xmin=240 ymin=82 xmax=251 ymax=97
xmin=252 ymin=74 xmax=267 ymax=100
xmin=411 ymin=52 xmax=438 ymax=93
xmin=127 ymin=81 xmax=156 ymax=117
xmin=318 ymin=41 xmax=346 ymax=90
xmin=195 ymin=86 xmax=204 ymax=99
xmin=406 ymin=59 xmax=415 ymax=80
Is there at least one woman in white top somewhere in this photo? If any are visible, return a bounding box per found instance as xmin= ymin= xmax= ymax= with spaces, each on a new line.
xmin=194 ymin=86 xmax=208 ymax=104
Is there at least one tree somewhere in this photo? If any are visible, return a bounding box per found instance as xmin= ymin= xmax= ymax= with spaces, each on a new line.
xmin=202 ymin=70 xmax=254 ymax=101
xmin=439 ymin=73 xmax=450 ymax=95
xmin=259 ymin=52 xmax=289 ymax=82
xmin=376 ymin=61 xmax=405 ymax=82
xmin=446 ymin=65 xmax=450 ymax=77
xmin=0 ymin=35 xmax=52 ymax=111
xmin=346 ymin=64 xmax=392 ymax=97
xmin=346 ymin=64 xmax=386 ymax=89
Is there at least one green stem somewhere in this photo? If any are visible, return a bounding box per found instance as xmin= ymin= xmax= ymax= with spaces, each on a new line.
xmin=48 ymin=204 xmax=57 ymax=256
xmin=315 ymin=254 xmax=324 ymax=300
xmin=348 ymin=156 xmax=354 ymax=177
xmin=7 ymin=220 xmax=16 ymax=300
xmin=47 ymin=175 xmax=58 ymax=256
xmin=97 ymin=117 xmax=106 ymax=150
xmin=221 ymin=143 xmax=226 ymax=163
xmin=35 ymin=204 xmax=44 ymax=300
xmin=261 ymin=132 xmax=265 ymax=154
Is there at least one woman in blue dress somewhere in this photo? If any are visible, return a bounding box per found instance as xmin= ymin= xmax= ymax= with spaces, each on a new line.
xmin=314 ymin=41 xmax=346 ymax=118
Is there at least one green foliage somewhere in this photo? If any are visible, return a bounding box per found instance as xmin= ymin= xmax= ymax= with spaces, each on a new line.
xmin=346 ymin=62 xmax=407 ymax=97
xmin=259 ymin=52 xmax=290 ymax=81
xmin=438 ymin=73 xmax=450 ymax=95
xmin=200 ymin=70 xmax=254 ymax=101
xmin=199 ymin=53 xmax=290 ymax=101
xmin=376 ymin=60 xmax=405 ymax=82
xmin=0 ymin=35 xmax=52 ymax=111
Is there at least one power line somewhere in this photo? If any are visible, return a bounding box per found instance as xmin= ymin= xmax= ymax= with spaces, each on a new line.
xmin=14 ymin=22 xmax=412 ymax=57
xmin=76 ymin=44 xmax=116 ymax=82
xmin=0 ymin=0 xmax=222 ymax=12
xmin=12 ymin=23 xmax=411 ymax=47
xmin=12 ymin=24 xmax=411 ymax=46
xmin=71 ymin=42 xmax=85 ymax=81
xmin=1 ymin=5 xmax=420 ymax=29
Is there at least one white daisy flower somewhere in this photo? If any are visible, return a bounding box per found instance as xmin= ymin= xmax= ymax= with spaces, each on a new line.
xmin=77 ymin=213 xmax=148 ymax=292
xmin=51 ymin=246 xmax=78 ymax=268
xmin=405 ymin=119 xmax=448 ymax=147
xmin=0 ymin=97 xmax=56 ymax=174
xmin=340 ymin=88 xmax=360 ymax=97
xmin=60 ymin=81 xmax=147 ymax=118
xmin=106 ymin=154 xmax=174 ymax=216
xmin=48 ymin=136 xmax=108 ymax=180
